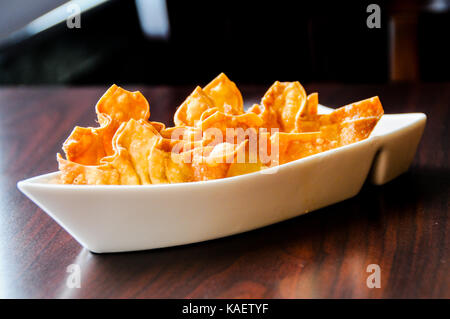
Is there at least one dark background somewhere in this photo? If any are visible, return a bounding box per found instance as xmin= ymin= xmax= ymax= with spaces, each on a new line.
xmin=0 ymin=0 xmax=449 ymax=85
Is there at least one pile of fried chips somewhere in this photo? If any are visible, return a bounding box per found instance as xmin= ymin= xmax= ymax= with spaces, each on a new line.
xmin=57 ymin=73 xmax=384 ymax=185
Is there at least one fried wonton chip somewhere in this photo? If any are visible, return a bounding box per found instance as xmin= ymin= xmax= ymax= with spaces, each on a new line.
xmin=59 ymin=119 xmax=161 ymax=185
xmin=261 ymin=81 xmax=307 ymax=132
xmin=196 ymin=110 xmax=262 ymax=148
xmin=336 ymin=117 xmax=381 ymax=146
xmin=174 ymin=86 xmax=215 ymax=127
xmin=149 ymin=140 xmax=247 ymax=183
xmin=294 ymin=93 xmax=320 ymax=133
xmin=57 ymin=75 xmax=384 ymax=185
xmin=149 ymin=136 xmax=218 ymax=184
xmin=191 ymin=141 xmax=247 ymax=181
xmin=203 ymin=73 xmax=244 ymax=115
xmin=198 ymin=110 xmax=263 ymax=133
xmin=160 ymin=126 xmax=202 ymax=141
xmin=148 ymin=139 xmax=195 ymax=184
xmin=226 ymin=144 xmax=267 ymax=177
xmin=269 ymin=132 xmax=333 ymax=165
xmin=57 ymin=153 xmax=120 ymax=185
xmin=296 ymin=96 xmax=384 ymax=133
xmin=300 ymin=92 xmax=319 ymax=118
xmin=95 ymin=84 xmax=150 ymax=125
xmin=202 ymin=141 xmax=246 ymax=165
xmin=148 ymin=147 xmax=168 ymax=184
xmin=247 ymin=103 xmax=261 ymax=115
xmin=61 ymin=120 xmax=115 ymax=166
xmin=173 ymin=73 xmax=244 ymax=127
xmin=320 ymin=96 xmax=383 ymax=125
xmin=63 ymin=85 xmax=150 ymax=166
xmin=149 ymin=121 xmax=166 ymax=132
xmin=272 ymin=96 xmax=384 ymax=165
xmin=102 ymin=148 xmax=140 ymax=185
xmin=273 ymin=115 xmax=382 ymax=165
xmin=247 ymin=103 xmax=279 ymax=130
xmin=227 ymin=161 xmax=266 ymax=177
xmin=106 ymin=119 xmax=160 ymax=184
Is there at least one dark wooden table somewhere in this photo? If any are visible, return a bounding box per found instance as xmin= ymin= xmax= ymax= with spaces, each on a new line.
xmin=1 ymin=83 xmax=448 ymax=298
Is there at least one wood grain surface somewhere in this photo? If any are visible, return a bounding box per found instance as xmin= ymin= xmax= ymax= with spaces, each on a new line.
xmin=0 ymin=83 xmax=448 ymax=298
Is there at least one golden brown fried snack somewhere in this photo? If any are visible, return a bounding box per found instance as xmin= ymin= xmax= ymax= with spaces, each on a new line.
xmin=61 ymin=122 xmax=113 ymax=166
xmin=198 ymin=110 xmax=263 ymax=135
xmin=59 ymin=119 xmax=160 ymax=185
xmin=149 ymin=121 xmax=166 ymax=132
xmin=148 ymin=140 xmax=247 ymax=183
xmin=57 ymin=153 xmax=120 ymax=185
xmin=63 ymin=85 xmax=150 ymax=166
xmin=62 ymin=114 xmax=116 ymax=166
xmin=300 ymin=93 xmax=319 ymax=118
xmin=270 ymin=132 xmax=334 ymax=165
xmin=174 ymin=86 xmax=215 ymax=127
xmin=203 ymin=73 xmax=244 ymax=115
xmin=105 ymin=119 xmax=160 ymax=185
xmin=273 ymin=119 xmax=382 ymax=165
xmin=247 ymin=103 xmax=279 ymax=132
xmin=226 ymin=144 xmax=267 ymax=177
xmin=57 ymin=74 xmax=384 ymax=185
xmin=260 ymin=81 xmax=307 ymax=132
xmin=173 ymin=73 xmax=244 ymax=127
xmin=190 ymin=141 xmax=247 ymax=181
xmin=95 ymin=84 xmax=150 ymax=125
xmin=336 ymin=117 xmax=381 ymax=146
xmin=148 ymin=145 xmax=195 ymax=184
xmin=296 ymin=96 xmax=384 ymax=133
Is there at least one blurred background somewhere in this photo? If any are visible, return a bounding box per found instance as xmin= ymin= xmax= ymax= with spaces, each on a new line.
xmin=0 ymin=0 xmax=449 ymax=85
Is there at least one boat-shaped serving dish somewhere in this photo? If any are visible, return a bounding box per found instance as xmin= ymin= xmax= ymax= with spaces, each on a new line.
xmin=18 ymin=106 xmax=426 ymax=253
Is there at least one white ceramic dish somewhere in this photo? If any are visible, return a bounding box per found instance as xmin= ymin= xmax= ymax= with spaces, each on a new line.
xmin=17 ymin=106 xmax=426 ymax=253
